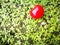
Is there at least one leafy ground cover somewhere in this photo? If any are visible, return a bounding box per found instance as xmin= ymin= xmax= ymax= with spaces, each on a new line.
xmin=0 ymin=0 xmax=60 ymax=45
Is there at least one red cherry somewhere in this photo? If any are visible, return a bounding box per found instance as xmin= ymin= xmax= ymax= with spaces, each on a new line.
xmin=30 ymin=4 xmax=44 ymax=19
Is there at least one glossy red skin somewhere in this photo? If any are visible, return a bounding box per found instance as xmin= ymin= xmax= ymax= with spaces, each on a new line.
xmin=30 ymin=4 xmax=44 ymax=19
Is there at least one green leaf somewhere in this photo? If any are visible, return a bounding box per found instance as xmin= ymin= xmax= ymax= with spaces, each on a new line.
xmin=40 ymin=0 xmax=47 ymax=5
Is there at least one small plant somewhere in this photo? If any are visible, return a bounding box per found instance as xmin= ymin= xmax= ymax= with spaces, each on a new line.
xmin=0 ymin=0 xmax=60 ymax=45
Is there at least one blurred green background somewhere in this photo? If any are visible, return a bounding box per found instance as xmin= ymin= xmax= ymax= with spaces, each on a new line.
xmin=0 ymin=0 xmax=60 ymax=45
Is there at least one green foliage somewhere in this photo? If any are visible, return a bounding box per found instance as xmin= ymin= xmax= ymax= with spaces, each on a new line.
xmin=0 ymin=0 xmax=60 ymax=45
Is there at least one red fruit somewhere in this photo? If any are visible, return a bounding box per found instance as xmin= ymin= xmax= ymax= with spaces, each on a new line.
xmin=30 ymin=4 xmax=44 ymax=19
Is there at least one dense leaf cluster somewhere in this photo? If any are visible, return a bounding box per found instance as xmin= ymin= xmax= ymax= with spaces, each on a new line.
xmin=0 ymin=0 xmax=60 ymax=45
